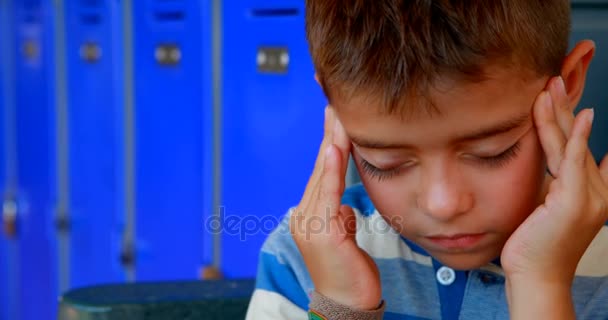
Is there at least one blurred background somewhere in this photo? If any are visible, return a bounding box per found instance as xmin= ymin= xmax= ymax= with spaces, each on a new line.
xmin=0 ymin=1 xmax=607 ymax=320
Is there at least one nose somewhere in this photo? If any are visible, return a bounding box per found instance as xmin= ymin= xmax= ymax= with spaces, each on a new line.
xmin=416 ymin=162 xmax=474 ymax=222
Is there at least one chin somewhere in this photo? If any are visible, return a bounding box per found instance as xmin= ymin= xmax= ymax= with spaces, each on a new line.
xmin=430 ymin=251 xmax=500 ymax=271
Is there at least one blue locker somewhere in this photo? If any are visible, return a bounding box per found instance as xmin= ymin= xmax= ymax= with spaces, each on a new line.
xmin=0 ymin=3 xmax=20 ymax=319
xmin=131 ymin=0 xmax=213 ymax=280
xmin=0 ymin=2 xmax=12 ymax=320
xmin=221 ymin=1 xmax=326 ymax=278
xmin=1 ymin=4 xmax=7 ymax=319
xmin=570 ymin=5 xmax=608 ymax=162
xmin=13 ymin=0 xmax=58 ymax=319
xmin=64 ymin=0 xmax=125 ymax=288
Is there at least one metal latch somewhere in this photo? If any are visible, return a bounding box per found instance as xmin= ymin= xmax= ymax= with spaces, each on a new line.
xmin=257 ymin=47 xmax=289 ymax=74
xmin=155 ymin=44 xmax=181 ymax=66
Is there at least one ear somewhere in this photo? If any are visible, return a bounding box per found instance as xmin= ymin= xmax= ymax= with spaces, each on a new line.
xmin=314 ymin=73 xmax=320 ymax=85
xmin=560 ymin=40 xmax=595 ymax=111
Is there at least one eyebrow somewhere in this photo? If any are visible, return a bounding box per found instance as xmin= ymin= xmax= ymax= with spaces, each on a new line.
xmin=350 ymin=112 xmax=531 ymax=150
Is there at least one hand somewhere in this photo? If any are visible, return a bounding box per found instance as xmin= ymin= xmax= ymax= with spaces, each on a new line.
xmin=290 ymin=106 xmax=382 ymax=310
xmin=501 ymin=76 xmax=608 ymax=308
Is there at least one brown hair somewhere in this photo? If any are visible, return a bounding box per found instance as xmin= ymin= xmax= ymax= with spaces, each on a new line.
xmin=305 ymin=1 xmax=571 ymax=113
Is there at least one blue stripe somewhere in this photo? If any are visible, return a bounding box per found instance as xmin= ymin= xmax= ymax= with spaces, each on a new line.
xmin=255 ymin=251 xmax=310 ymax=310
xmin=341 ymin=184 xmax=376 ymax=216
xmin=401 ymin=236 xmax=430 ymax=256
xmin=432 ymin=259 xmax=467 ymax=320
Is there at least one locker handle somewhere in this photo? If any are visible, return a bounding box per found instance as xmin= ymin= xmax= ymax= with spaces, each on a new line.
xmin=55 ymin=214 xmax=71 ymax=233
xmin=2 ymin=199 xmax=18 ymax=238
xmin=80 ymin=42 xmax=102 ymax=63
xmin=120 ymin=246 xmax=136 ymax=267
xmin=22 ymin=40 xmax=39 ymax=60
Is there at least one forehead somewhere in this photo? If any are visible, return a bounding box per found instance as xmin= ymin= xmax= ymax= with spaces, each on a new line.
xmin=333 ymin=68 xmax=549 ymax=147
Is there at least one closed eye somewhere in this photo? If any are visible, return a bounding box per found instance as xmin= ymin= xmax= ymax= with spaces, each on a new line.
xmin=473 ymin=142 xmax=521 ymax=168
xmin=359 ymin=158 xmax=405 ymax=181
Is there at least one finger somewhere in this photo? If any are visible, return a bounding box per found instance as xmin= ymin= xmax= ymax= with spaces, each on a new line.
xmin=533 ymin=90 xmax=567 ymax=176
xmin=548 ymin=76 xmax=599 ymax=178
xmin=600 ymin=154 xmax=608 ymax=184
xmin=316 ymin=144 xmax=345 ymax=217
xmin=333 ymin=114 xmax=352 ymax=181
xmin=302 ymin=106 xmax=336 ymax=205
xmin=560 ymin=108 xmax=594 ymax=191
xmin=315 ymin=106 xmax=337 ymax=174
xmin=548 ymin=76 xmax=574 ymax=136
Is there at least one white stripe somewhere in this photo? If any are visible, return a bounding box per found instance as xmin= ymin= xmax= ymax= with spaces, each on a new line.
xmin=246 ymin=289 xmax=308 ymax=320
xmin=355 ymin=210 xmax=433 ymax=266
xmin=576 ymin=226 xmax=608 ymax=277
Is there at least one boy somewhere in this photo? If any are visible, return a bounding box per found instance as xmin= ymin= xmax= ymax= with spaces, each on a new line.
xmin=247 ymin=1 xmax=608 ymax=319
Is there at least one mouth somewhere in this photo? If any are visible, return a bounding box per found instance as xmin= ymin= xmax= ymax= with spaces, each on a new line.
xmin=425 ymin=233 xmax=487 ymax=250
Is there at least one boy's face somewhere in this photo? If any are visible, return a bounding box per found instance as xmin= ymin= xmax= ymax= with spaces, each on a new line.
xmin=334 ymin=67 xmax=551 ymax=270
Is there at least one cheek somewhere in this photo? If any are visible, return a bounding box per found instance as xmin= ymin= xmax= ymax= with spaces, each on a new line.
xmin=476 ymin=133 xmax=546 ymax=228
xmin=355 ymin=158 xmax=415 ymax=232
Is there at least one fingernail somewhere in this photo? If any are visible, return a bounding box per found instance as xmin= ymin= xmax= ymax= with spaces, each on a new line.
xmin=588 ymin=108 xmax=595 ymax=124
xmin=333 ymin=115 xmax=341 ymax=134
xmin=542 ymin=91 xmax=552 ymax=111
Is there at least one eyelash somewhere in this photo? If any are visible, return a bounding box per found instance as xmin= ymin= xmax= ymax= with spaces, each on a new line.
xmin=360 ymin=159 xmax=403 ymax=182
xmin=475 ymin=142 xmax=522 ymax=168
xmin=359 ymin=142 xmax=522 ymax=181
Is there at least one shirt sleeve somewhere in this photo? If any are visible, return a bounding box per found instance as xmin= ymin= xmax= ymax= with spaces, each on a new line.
xmin=309 ymin=291 xmax=385 ymax=320
xmin=246 ymin=210 xmax=310 ymax=320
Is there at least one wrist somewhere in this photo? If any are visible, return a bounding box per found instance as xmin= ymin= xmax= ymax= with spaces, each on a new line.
xmin=506 ymin=277 xmax=574 ymax=320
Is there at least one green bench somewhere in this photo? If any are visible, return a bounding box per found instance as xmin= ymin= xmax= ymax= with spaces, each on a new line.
xmin=58 ymin=279 xmax=255 ymax=320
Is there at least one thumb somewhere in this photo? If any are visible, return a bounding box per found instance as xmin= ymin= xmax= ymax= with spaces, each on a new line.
xmin=599 ymin=154 xmax=608 ymax=184
xmin=318 ymin=144 xmax=346 ymax=217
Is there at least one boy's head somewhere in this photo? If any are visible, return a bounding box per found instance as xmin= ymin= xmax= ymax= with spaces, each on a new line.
xmin=305 ymin=1 xmax=595 ymax=269
xmin=306 ymin=0 xmax=571 ymax=113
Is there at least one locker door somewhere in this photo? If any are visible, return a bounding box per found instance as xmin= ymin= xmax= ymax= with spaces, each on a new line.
xmin=131 ymin=0 xmax=212 ymax=280
xmin=221 ymin=1 xmax=326 ymax=278
xmin=0 ymin=3 xmax=20 ymax=319
xmin=14 ymin=0 xmax=58 ymax=319
xmin=570 ymin=3 xmax=608 ymax=161
xmin=64 ymin=0 xmax=125 ymax=289
xmin=0 ymin=2 xmax=14 ymax=320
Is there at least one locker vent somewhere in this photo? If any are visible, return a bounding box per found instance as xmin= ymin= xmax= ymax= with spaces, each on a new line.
xmin=79 ymin=0 xmax=102 ymax=25
xmin=154 ymin=11 xmax=185 ymax=22
xmin=251 ymin=8 xmax=299 ymax=18
xmin=153 ymin=0 xmax=185 ymax=23
xmin=80 ymin=0 xmax=102 ymax=8
xmin=81 ymin=14 xmax=102 ymax=25
xmin=23 ymin=0 xmax=42 ymax=24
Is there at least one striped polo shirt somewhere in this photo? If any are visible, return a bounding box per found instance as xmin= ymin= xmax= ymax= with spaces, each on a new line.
xmin=246 ymin=184 xmax=608 ymax=320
